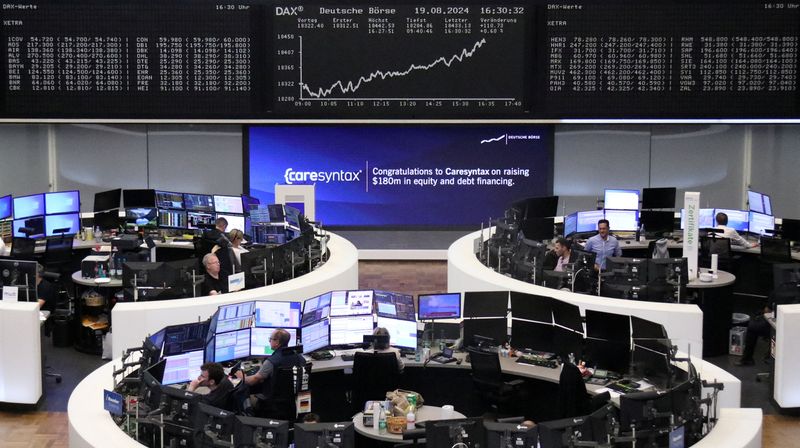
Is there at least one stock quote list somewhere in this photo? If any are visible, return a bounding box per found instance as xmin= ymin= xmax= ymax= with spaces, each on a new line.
xmin=1 ymin=1 xmax=799 ymax=119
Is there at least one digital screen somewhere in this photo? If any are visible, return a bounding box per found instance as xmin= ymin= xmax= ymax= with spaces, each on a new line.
xmin=155 ymin=190 xmax=185 ymax=210
xmin=242 ymin=195 xmax=260 ymax=213
xmin=249 ymin=125 xmax=553 ymax=226
xmin=187 ymin=211 xmax=215 ymax=230
xmin=213 ymin=195 xmax=244 ymax=214
xmin=563 ymin=212 xmax=577 ymax=237
xmin=376 ymin=316 xmax=418 ymax=350
xmin=680 ymin=208 xmax=715 ymax=230
xmin=330 ymin=315 xmax=374 ymax=346
xmin=0 ymin=195 xmax=11 ymax=220
xmin=576 ymin=210 xmax=604 ymax=233
xmin=604 ymin=189 xmax=639 ymax=210
xmin=330 ymin=290 xmax=373 ymax=317
xmin=715 ymin=209 xmax=749 ymax=232
xmin=374 ymin=290 xmax=415 ymax=321
xmin=747 ymin=190 xmax=765 ymax=214
xmin=250 ymin=327 xmax=298 ymax=357
xmin=604 ymin=210 xmax=639 ymax=232
xmin=13 ymin=194 xmax=44 ymax=219
xmin=44 ymin=190 xmax=80 ymax=215
xmin=212 ymin=329 xmax=251 ymax=363
xmin=216 ymin=214 xmax=245 ymax=233
xmin=125 ymin=207 xmax=158 ymax=228
xmin=254 ymin=301 xmax=302 ymax=328
xmin=302 ymin=292 xmax=331 ymax=326
xmin=215 ymin=301 xmax=255 ymax=334
xmin=764 ymin=195 xmax=773 ymax=216
xmin=123 ymin=189 xmax=155 ymax=208
xmin=184 ymin=193 xmax=215 ymax=212
xmin=163 ymin=322 xmax=209 ymax=356
xmin=302 ymin=319 xmax=330 ymax=354
xmin=94 ymin=189 xmax=121 ymax=212
xmin=162 ymin=350 xmax=204 ymax=386
xmin=749 ymin=212 xmax=775 ymax=236
xmin=418 ymin=293 xmax=461 ymax=320
xmin=45 ymin=213 xmax=80 ymax=236
xmin=157 ymin=209 xmax=188 ymax=229
xmin=13 ymin=216 xmax=44 ymax=238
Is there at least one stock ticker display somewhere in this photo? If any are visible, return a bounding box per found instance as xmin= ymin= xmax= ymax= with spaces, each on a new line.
xmin=1 ymin=1 xmax=799 ymax=119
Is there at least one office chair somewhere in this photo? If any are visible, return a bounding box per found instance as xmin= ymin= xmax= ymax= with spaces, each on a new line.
xmin=10 ymin=236 xmax=37 ymax=259
xmin=466 ymin=348 xmax=525 ymax=417
xmin=257 ymin=361 xmax=312 ymax=421
xmin=351 ymin=352 xmax=400 ymax=415
xmin=44 ymin=236 xmax=74 ymax=278
xmin=557 ymin=362 xmax=591 ymax=419
xmin=699 ymin=235 xmax=732 ymax=271
xmin=758 ymin=237 xmax=792 ymax=291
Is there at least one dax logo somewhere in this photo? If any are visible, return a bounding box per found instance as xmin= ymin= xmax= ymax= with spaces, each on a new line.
xmin=276 ymin=6 xmax=302 ymax=15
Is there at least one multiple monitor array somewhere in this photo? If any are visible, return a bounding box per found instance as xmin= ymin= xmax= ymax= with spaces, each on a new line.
xmin=601 ymin=257 xmax=690 ymax=303
xmin=3 ymin=190 xmax=82 ymax=238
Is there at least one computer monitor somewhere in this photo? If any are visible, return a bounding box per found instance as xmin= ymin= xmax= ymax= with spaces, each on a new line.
xmin=563 ymin=212 xmax=578 ymax=237
xmin=45 ymin=190 xmax=80 ymax=215
xmin=619 ymin=390 xmax=674 ymax=431
xmin=463 ymin=291 xmax=508 ymax=318
xmin=329 ymin=290 xmax=373 ymax=317
xmin=585 ymin=309 xmax=630 ymax=342
xmin=648 ymin=257 xmax=689 ymax=286
xmin=45 ymin=213 xmax=80 ymax=237
xmin=604 ymin=189 xmax=639 ymax=210
xmin=94 ymin=188 xmax=121 ymax=212
xmin=576 ymin=210 xmax=604 ymax=233
xmin=425 ymin=418 xmax=485 ymax=448
xmin=639 ymin=210 xmax=675 ymax=237
xmin=629 ymin=339 xmax=673 ymax=390
xmin=13 ymin=216 xmax=45 ymax=238
xmin=214 ymin=195 xmax=244 ymax=214
xmin=680 ymin=208 xmax=715 ymax=230
xmin=782 ymin=218 xmax=800 ymax=242
xmin=122 ymin=261 xmax=165 ymax=288
xmin=519 ymin=217 xmax=554 ymax=241
xmin=509 ymin=291 xmax=554 ymax=323
xmin=250 ymin=327 xmax=299 ymax=357
xmin=161 ymin=349 xmax=204 ymax=385
xmin=241 ymin=195 xmax=261 ymax=213
xmin=13 ymin=193 xmax=44 ymax=219
xmin=157 ymin=209 xmax=188 ymax=229
xmin=551 ymin=299 xmax=583 ymax=333
xmin=210 ymin=328 xmax=251 ymax=363
xmin=605 ymin=257 xmax=649 ymax=285
xmin=748 ymin=190 xmax=765 ymax=214
xmin=301 ymin=319 xmax=330 ymax=353
xmin=146 ymin=328 xmax=167 ymax=357
xmin=641 ymin=187 xmax=676 ymax=210
xmin=418 ymin=293 xmax=461 ymax=320
xmin=216 ymin=213 xmax=246 ymax=233
xmin=123 ymin=189 xmax=155 ymax=208
xmin=329 ymin=315 xmax=374 ymax=346
xmin=631 ymin=316 xmax=668 ymax=340
xmin=0 ymin=194 xmax=11 ymax=220
xmin=0 ymin=259 xmax=38 ymax=294
xmin=215 ymin=301 xmax=255 ymax=334
xmin=764 ymin=195 xmax=773 ymax=216
xmin=267 ymin=204 xmax=285 ymax=223
xmin=125 ymin=207 xmax=158 ymax=228
xmin=583 ymin=338 xmax=631 ymax=375
xmin=234 ymin=416 xmax=289 ymax=448
xmin=187 ymin=210 xmax=215 ymax=230
xmin=254 ymin=300 xmax=302 ymax=328
xmin=511 ymin=238 xmax=547 ymax=282
xmin=294 ymin=422 xmax=355 ymax=448
xmin=94 ymin=209 xmax=120 ymax=231
xmin=162 ymin=322 xmax=210 ymax=356
xmin=604 ymin=209 xmax=639 ymax=232
xmin=374 ymin=290 xmax=415 ymax=321
xmin=510 ymin=319 xmax=555 ymax=353
xmin=537 ymin=415 xmax=593 ymax=448
xmin=180 ymin=193 xmax=214 ymax=212
xmin=748 ymin=211 xmax=775 ymax=236
xmin=713 ymin=208 xmax=748 ymax=232
xmin=154 ymin=190 xmax=185 ymax=210
xmin=285 ymin=206 xmax=302 ymax=229
xmin=302 ymin=292 xmax=332 ymax=326
xmin=485 ymin=421 xmax=538 ymax=448
xmin=376 ymin=316 xmax=417 ymax=350
xmin=463 ymin=318 xmax=508 ymax=348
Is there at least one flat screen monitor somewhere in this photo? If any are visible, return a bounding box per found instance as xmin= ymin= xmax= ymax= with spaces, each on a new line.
xmin=418 ymin=293 xmax=461 ymax=320
xmin=0 ymin=259 xmax=38 ymax=292
xmin=13 ymin=216 xmax=45 ymax=238
xmin=619 ymin=390 xmax=674 ymax=431
xmin=94 ymin=210 xmax=120 ymax=231
xmin=511 ymin=319 xmax=555 ymax=353
xmin=301 ymin=319 xmax=330 ymax=353
xmin=267 ymin=204 xmax=285 ymax=223
xmin=510 ymin=291 xmax=554 ymax=323
xmin=537 ymin=415 xmax=592 ymax=448
xmin=463 ymin=318 xmax=508 ymax=348
xmin=162 ymin=322 xmax=209 ymax=356
xmin=45 ymin=213 xmax=80 ymax=237
xmin=302 ymin=292 xmax=332 ymax=326
xmin=183 ymin=193 xmax=215 ymax=212
xmin=639 ymin=210 xmax=675 ymax=236
xmin=748 ymin=211 xmax=774 ymax=236
xmin=782 ymin=218 xmax=800 ymax=241
xmin=425 ymin=418 xmax=485 ymax=448
xmin=13 ymin=193 xmax=44 ymax=219
xmin=214 ymin=195 xmax=244 ymax=214
xmin=254 ymin=301 xmax=302 ymax=328
xmin=605 ymin=257 xmax=649 ymax=285
xmin=211 ymin=328 xmax=251 ymax=363
xmin=123 ymin=189 xmax=155 ymax=208
xmin=250 ymin=327 xmax=299 ymax=357
xmin=463 ymin=291 xmax=508 ymax=318
xmin=551 ymin=300 xmax=583 ymax=333
xmin=376 ymin=316 xmax=417 ymax=350
xmin=641 ymin=187 xmax=676 ymax=210
xmin=631 ymin=316 xmax=668 ymax=340
xmin=485 ymin=421 xmax=538 ymax=448
xmin=234 ymin=416 xmax=289 ymax=448
xmin=629 ymin=339 xmax=672 ymax=390
xmin=147 ymin=328 xmax=167 ymax=356
xmin=764 ymin=195 xmax=773 ymax=216
xmin=576 ymin=210 xmax=604 ymax=233
xmin=648 ymin=258 xmax=689 ymax=286
xmin=747 ymin=190 xmax=765 ymax=214
xmin=329 ymin=290 xmax=372 ymax=317
xmin=714 ymin=208 xmax=748 ymax=232
xmin=374 ymin=290 xmax=415 ymax=321
xmin=161 ymin=350 xmax=204 ymax=386
xmin=241 ymin=195 xmax=260 ymax=213
xmin=604 ymin=189 xmax=639 ymax=210
xmin=216 ymin=213 xmax=245 ymax=233
xmin=157 ymin=209 xmax=188 ymax=229
xmin=187 ymin=211 xmax=215 ymax=230
xmin=122 ymin=261 xmax=166 ymax=288
xmin=585 ymin=309 xmax=630 ymax=342
xmin=294 ymin=423 xmax=355 ymax=448
xmin=125 ymin=207 xmax=158 ymax=228
xmin=215 ymin=301 xmax=255 ymax=334
xmin=155 ymin=190 xmax=185 ymax=210
xmin=680 ymin=208 xmax=715 ymax=230
xmin=563 ymin=212 xmax=578 ymax=237
xmin=94 ymin=188 xmax=121 ymax=212
xmin=0 ymin=194 xmax=11 ymax=220
xmin=604 ymin=209 xmax=639 ymax=232
xmin=329 ymin=315 xmax=374 ymax=346
xmin=285 ymin=206 xmax=301 ymax=228
xmin=45 ymin=190 xmax=80 ymax=215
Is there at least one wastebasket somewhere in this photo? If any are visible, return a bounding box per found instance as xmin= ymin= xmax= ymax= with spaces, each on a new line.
xmin=52 ymin=313 xmax=74 ymax=347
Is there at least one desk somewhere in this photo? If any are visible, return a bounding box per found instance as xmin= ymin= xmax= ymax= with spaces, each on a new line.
xmin=687 ymin=268 xmax=737 ymax=357
xmin=72 ymin=271 xmax=123 ymax=288
xmin=353 ymin=405 xmax=466 ymax=443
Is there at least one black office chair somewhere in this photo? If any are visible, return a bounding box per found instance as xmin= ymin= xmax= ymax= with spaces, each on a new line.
xmin=257 ymin=362 xmax=312 ymax=422
xmin=351 ymin=352 xmax=400 ymax=415
xmin=557 ymin=361 xmax=591 ymax=419
xmin=43 ymin=236 xmax=74 ymax=278
xmin=466 ymin=348 xmax=525 ymax=417
xmin=10 ymin=236 xmax=37 ymax=259
xmin=699 ymin=235 xmax=732 ymax=271
xmin=759 ymin=237 xmax=792 ymax=292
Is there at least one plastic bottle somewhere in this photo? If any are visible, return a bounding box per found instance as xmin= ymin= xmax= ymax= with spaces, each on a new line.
xmin=372 ymin=402 xmax=380 ymax=432
xmin=378 ymin=404 xmax=387 ymax=434
xmin=406 ymin=409 xmax=416 ymax=430
xmin=638 ymin=223 xmax=645 ymax=242
xmin=95 ymin=226 xmax=101 ymax=243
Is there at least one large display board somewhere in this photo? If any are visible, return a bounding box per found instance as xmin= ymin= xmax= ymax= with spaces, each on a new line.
xmin=1 ymin=1 xmax=798 ymax=119
xmin=247 ymin=124 xmax=553 ymax=226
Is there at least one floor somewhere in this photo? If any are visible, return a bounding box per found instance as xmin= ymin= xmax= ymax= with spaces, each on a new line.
xmin=0 ymin=260 xmax=797 ymax=447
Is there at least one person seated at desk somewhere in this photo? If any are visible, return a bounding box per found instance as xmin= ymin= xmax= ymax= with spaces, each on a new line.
xmin=736 ymin=304 xmax=773 ymax=366
xmin=202 ymin=217 xmax=229 ymax=246
xmin=212 ymin=228 xmax=249 ymax=272
xmin=237 ymin=329 xmax=306 ymax=389
xmin=36 ymin=263 xmax=57 ymax=312
xmin=362 ymin=327 xmax=405 ymax=373
xmin=201 ymin=253 xmax=227 ymax=296
xmin=553 ymin=237 xmax=576 ymax=272
xmin=187 ymin=362 xmax=235 ymax=410
xmin=583 ymin=219 xmax=621 ymax=271
xmin=715 ymin=212 xmax=758 ymax=248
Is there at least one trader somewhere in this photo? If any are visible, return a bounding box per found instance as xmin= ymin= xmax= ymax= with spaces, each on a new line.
xmin=365 ymin=327 xmax=405 ymax=372
xmin=36 ymin=263 xmax=58 ymax=312
xmin=553 ymin=238 xmax=576 ymax=272
xmin=187 ymin=362 xmax=234 ymax=410
xmin=238 ymin=328 xmax=305 ymax=388
xmin=584 ymin=219 xmax=622 ymax=270
xmin=201 ymin=253 xmax=226 ymax=296
xmin=715 ymin=212 xmax=758 ymax=248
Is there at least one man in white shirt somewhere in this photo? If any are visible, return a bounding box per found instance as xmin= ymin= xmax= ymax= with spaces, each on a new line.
xmin=715 ymin=213 xmax=758 ymax=248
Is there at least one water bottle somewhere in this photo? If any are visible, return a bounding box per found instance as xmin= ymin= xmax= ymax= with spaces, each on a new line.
xmin=406 ymin=409 xmax=416 ymax=430
xmin=378 ymin=404 xmax=387 ymax=434
xmin=372 ymin=402 xmax=380 ymax=431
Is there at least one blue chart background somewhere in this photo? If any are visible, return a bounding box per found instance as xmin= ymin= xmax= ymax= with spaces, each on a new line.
xmin=248 ymin=125 xmax=553 ymax=226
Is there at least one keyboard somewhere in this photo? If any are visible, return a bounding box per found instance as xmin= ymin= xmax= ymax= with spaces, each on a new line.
xmin=341 ymin=354 xmax=354 ymax=361
xmin=516 ymin=356 xmax=558 ymax=369
xmin=606 ymin=380 xmax=640 ymax=394
xmin=430 ymin=354 xmax=457 ymax=364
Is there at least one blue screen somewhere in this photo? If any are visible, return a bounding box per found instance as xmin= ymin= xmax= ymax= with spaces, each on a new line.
xmin=45 ymin=191 xmax=80 ymax=215
xmin=13 ymin=194 xmax=44 ymax=219
xmin=0 ymin=195 xmax=11 ymax=220
xmin=680 ymin=208 xmax=715 ymax=230
xmin=13 ymin=217 xmax=44 ymax=238
xmin=576 ymin=210 xmax=604 ymax=232
xmin=45 ymin=213 xmax=81 ymax=236
xmin=248 ymin=125 xmax=553 ymax=226
xmin=418 ymin=293 xmax=461 ymax=320
xmin=563 ymin=212 xmax=578 ymax=237
xmin=715 ymin=209 xmax=749 ymax=232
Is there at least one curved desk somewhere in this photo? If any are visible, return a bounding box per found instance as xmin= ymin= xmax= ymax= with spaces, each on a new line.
xmin=72 ymin=271 xmax=123 ymax=288
xmin=110 ymin=232 xmax=359 ymax=356
xmin=353 ymin=405 xmax=466 ymax=442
